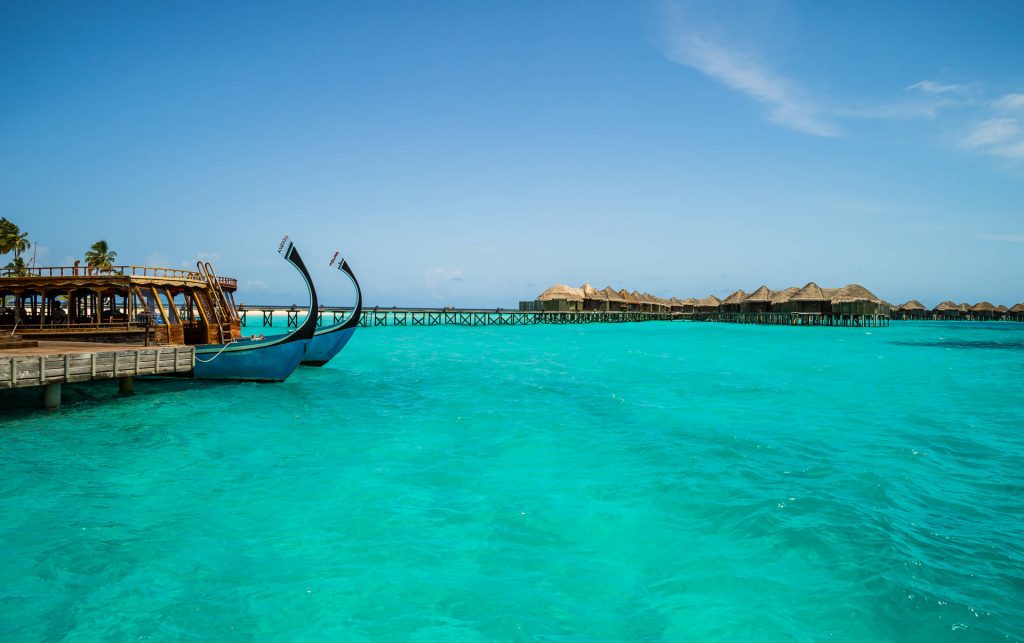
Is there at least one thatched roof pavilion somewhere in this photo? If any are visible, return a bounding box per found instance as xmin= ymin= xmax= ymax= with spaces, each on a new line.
xmin=770 ymin=287 xmax=798 ymax=306
xmin=828 ymin=284 xmax=885 ymax=316
xmin=830 ymin=284 xmax=881 ymax=304
xmin=783 ymin=282 xmax=829 ymax=314
xmin=720 ymin=289 xmax=747 ymax=313
xmin=742 ymin=286 xmax=772 ymax=313
xmin=898 ymin=299 xmax=927 ymax=319
xmin=538 ymin=284 xmax=583 ymax=301
xmin=695 ymin=294 xmax=721 ymax=312
xmin=602 ymin=286 xmax=625 ymax=303
xmin=537 ymin=284 xmax=584 ymax=312
xmin=932 ymin=300 xmax=960 ymax=319
xmin=1010 ymin=303 xmax=1024 ymax=313
xmin=791 ymin=282 xmax=828 ymax=302
xmin=970 ymin=301 xmax=998 ymax=320
xmin=579 ymin=283 xmax=609 ymax=311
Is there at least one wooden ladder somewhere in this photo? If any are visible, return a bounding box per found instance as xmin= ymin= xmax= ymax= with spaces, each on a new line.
xmin=197 ymin=262 xmax=234 ymax=343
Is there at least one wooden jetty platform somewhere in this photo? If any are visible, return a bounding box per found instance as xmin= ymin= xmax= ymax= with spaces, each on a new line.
xmin=237 ymin=305 xmax=672 ymax=328
xmin=692 ymin=312 xmax=891 ymax=327
xmin=1 ymin=341 xmax=195 ymax=409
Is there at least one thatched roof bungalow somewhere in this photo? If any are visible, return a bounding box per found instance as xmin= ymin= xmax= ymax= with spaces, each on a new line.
xmin=537 ymin=284 xmax=584 ymax=312
xmin=580 ymin=283 xmax=609 ymax=312
xmin=969 ymin=301 xmax=998 ymax=321
xmin=695 ymin=294 xmax=721 ymax=313
xmin=619 ymin=289 xmax=641 ymax=312
xmin=898 ymin=300 xmax=927 ymax=320
xmin=603 ymin=286 xmax=627 ymax=311
xmin=741 ymin=285 xmax=773 ymax=313
xmin=935 ymin=301 xmax=960 ymax=319
xmin=1009 ymin=303 xmax=1024 ymax=321
xmin=932 ymin=301 xmax=961 ymax=320
xmin=720 ymin=289 xmax=747 ymax=313
xmin=782 ymin=282 xmax=830 ymax=314
xmin=830 ymin=284 xmax=885 ymax=316
xmin=681 ymin=297 xmax=698 ymax=314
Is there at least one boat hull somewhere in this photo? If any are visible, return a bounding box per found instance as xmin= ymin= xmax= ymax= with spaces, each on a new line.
xmin=193 ymin=337 xmax=308 ymax=382
xmin=302 ymin=327 xmax=356 ymax=367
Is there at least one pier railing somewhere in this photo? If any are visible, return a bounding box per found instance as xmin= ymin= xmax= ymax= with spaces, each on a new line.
xmin=236 ymin=305 xmax=672 ymax=328
xmin=0 ymin=265 xmax=237 ymax=288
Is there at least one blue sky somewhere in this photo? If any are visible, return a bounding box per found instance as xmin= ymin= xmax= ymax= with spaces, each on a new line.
xmin=3 ymin=1 xmax=1023 ymax=307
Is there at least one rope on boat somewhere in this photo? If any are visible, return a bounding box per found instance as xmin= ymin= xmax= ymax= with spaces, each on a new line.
xmin=193 ymin=340 xmax=236 ymax=363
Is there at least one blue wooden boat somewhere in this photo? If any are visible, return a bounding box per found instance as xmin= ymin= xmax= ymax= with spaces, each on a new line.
xmin=192 ymin=237 xmax=318 ymax=381
xmin=302 ymin=252 xmax=362 ymax=366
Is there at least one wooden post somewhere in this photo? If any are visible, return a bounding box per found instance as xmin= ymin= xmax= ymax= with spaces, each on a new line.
xmin=42 ymin=382 xmax=61 ymax=409
xmin=119 ymin=376 xmax=134 ymax=396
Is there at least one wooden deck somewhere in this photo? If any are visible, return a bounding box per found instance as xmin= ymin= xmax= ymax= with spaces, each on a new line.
xmin=1 ymin=341 xmax=195 ymax=408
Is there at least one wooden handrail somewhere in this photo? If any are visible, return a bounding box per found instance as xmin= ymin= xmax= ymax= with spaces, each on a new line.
xmin=0 ymin=265 xmax=237 ymax=288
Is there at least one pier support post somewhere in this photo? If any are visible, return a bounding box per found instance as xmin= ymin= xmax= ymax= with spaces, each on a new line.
xmin=119 ymin=376 xmax=135 ymax=397
xmin=41 ymin=382 xmax=61 ymax=409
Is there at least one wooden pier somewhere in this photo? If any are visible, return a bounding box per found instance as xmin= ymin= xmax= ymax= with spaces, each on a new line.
xmin=1 ymin=341 xmax=195 ymax=409
xmin=237 ymin=306 xmax=672 ymax=328
xmin=692 ymin=312 xmax=891 ymax=327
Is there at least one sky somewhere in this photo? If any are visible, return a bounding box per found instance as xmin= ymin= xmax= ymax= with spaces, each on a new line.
xmin=2 ymin=1 xmax=1023 ymax=307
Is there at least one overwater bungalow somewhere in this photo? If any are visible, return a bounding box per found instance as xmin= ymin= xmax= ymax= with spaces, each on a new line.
xmin=617 ymin=289 xmax=639 ymax=312
xmin=536 ymin=284 xmax=584 ymax=312
xmin=741 ymin=286 xmax=773 ymax=313
xmin=770 ymin=287 xmax=798 ymax=309
xmin=603 ymin=286 xmax=627 ymax=311
xmin=932 ymin=301 xmax=960 ymax=320
xmin=969 ymin=302 xmax=997 ymax=321
xmin=695 ymin=295 xmax=721 ymax=315
xmin=898 ymin=300 xmax=928 ymax=320
xmin=830 ymin=284 xmax=886 ymax=318
xmin=784 ymin=282 xmax=830 ymax=316
xmin=720 ymin=289 xmax=747 ymax=314
xmin=681 ymin=298 xmax=698 ymax=315
xmin=580 ymin=283 xmax=608 ymax=312
xmin=995 ymin=304 xmax=1009 ymax=320
xmin=1009 ymin=304 xmax=1024 ymax=321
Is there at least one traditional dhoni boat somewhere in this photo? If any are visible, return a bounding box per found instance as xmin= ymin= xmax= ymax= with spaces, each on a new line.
xmin=192 ymin=237 xmax=318 ymax=380
xmin=301 ymin=251 xmax=362 ymax=367
xmin=0 ymin=236 xmax=318 ymax=382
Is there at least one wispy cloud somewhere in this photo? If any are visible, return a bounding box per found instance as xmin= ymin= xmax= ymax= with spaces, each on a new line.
xmin=992 ymin=93 xmax=1024 ymax=111
xmin=962 ymin=118 xmax=1024 ymax=158
xmin=974 ymin=232 xmax=1024 ymax=242
xmin=422 ymin=267 xmax=464 ymax=288
xmin=907 ymin=80 xmax=965 ymax=95
xmin=663 ymin=31 xmax=837 ymax=137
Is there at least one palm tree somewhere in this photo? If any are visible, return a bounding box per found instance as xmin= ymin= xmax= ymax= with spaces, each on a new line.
xmin=85 ymin=240 xmax=118 ymax=273
xmin=0 ymin=218 xmax=30 ymax=259
xmin=4 ymin=256 xmax=28 ymax=277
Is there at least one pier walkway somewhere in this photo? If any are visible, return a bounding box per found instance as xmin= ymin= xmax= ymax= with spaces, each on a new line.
xmin=237 ymin=306 xmax=672 ymax=328
xmin=1 ymin=342 xmax=195 ymax=408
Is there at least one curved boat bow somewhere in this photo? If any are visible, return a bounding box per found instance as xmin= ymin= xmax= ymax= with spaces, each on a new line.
xmin=302 ymin=252 xmax=362 ymax=366
xmin=192 ymin=237 xmax=319 ymax=381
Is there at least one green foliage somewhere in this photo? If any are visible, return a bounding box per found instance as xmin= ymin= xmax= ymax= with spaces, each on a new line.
xmin=0 ymin=218 xmax=30 ymax=259
xmin=4 ymin=256 xmax=28 ymax=276
xmin=85 ymin=240 xmax=118 ymax=272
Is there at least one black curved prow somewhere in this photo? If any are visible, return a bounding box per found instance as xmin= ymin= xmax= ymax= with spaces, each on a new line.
xmin=278 ymin=236 xmax=319 ymax=343
xmin=336 ymin=258 xmax=362 ymax=331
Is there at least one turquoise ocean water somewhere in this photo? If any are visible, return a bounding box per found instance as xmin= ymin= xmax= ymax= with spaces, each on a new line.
xmin=1 ymin=321 xmax=1022 ymax=641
